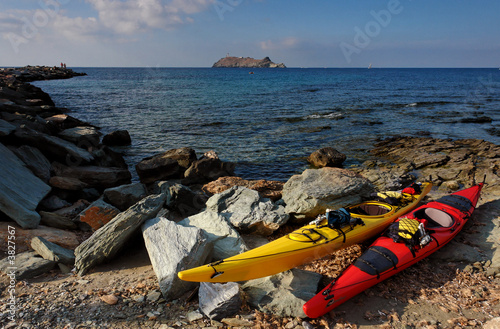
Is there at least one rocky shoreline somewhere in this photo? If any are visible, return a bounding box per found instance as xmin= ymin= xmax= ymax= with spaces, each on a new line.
xmin=1 ymin=66 xmax=499 ymax=329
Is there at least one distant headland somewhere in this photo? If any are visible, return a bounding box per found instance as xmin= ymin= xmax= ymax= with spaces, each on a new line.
xmin=212 ymin=56 xmax=286 ymax=68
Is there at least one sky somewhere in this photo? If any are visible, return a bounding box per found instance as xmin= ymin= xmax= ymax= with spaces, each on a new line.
xmin=0 ymin=0 xmax=499 ymax=68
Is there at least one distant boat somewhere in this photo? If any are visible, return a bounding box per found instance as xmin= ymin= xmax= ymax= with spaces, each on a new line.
xmin=368 ymin=63 xmax=372 ymax=69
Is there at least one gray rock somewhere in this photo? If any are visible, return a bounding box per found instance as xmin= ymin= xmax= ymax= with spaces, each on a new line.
xmin=199 ymin=282 xmax=241 ymax=321
xmin=74 ymin=194 xmax=167 ymax=275
xmin=58 ymin=126 xmax=101 ymax=147
xmin=40 ymin=211 xmax=78 ymax=230
xmin=0 ymin=251 xmax=56 ymax=280
xmin=178 ymin=211 xmax=247 ymax=260
xmin=14 ymin=126 xmax=94 ymax=164
xmin=206 ymin=186 xmax=289 ymax=236
xmin=282 ymin=167 xmax=374 ymax=222
xmin=142 ymin=217 xmax=212 ymax=300
xmin=31 ymin=236 xmax=75 ymax=265
xmin=103 ymin=182 xmax=148 ymax=211
xmin=307 ymin=147 xmax=346 ymax=168
xmin=0 ymin=143 xmax=51 ymax=228
xmin=241 ymin=268 xmax=322 ymax=318
xmin=0 ymin=118 xmax=15 ymax=136
xmin=11 ymin=145 xmax=52 ymax=183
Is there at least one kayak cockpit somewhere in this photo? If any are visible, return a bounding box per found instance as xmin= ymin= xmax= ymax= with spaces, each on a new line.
xmin=414 ymin=207 xmax=454 ymax=228
xmin=347 ymin=202 xmax=394 ymax=216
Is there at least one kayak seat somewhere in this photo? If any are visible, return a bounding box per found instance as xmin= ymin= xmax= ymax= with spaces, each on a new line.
xmin=414 ymin=208 xmax=454 ymax=228
xmin=349 ymin=204 xmax=391 ymax=216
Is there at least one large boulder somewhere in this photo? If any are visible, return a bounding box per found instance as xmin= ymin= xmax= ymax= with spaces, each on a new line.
xmin=11 ymin=145 xmax=52 ymax=183
xmin=282 ymin=168 xmax=374 ymax=222
xmin=103 ymin=182 xmax=148 ymax=211
xmin=135 ymin=147 xmax=197 ymax=184
xmin=307 ymin=147 xmax=346 ymax=168
xmin=0 ymin=143 xmax=51 ymax=228
xmin=14 ymin=126 xmax=94 ymax=164
xmin=178 ymin=211 xmax=247 ymax=260
xmin=142 ymin=217 xmax=212 ymax=300
xmin=241 ymin=269 xmax=322 ymax=318
xmin=75 ymin=194 xmax=167 ymax=275
xmin=166 ymin=183 xmax=207 ymax=218
xmin=206 ymin=186 xmax=289 ymax=236
xmin=53 ymin=162 xmax=131 ymax=189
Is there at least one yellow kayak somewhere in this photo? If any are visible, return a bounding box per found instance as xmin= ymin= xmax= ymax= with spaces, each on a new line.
xmin=178 ymin=182 xmax=432 ymax=283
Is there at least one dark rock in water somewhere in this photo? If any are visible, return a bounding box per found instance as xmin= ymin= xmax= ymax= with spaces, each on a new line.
xmin=74 ymin=194 xmax=167 ymax=276
xmin=199 ymin=282 xmax=242 ymax=320
xmin=136 ymin=147 xmax=197 ymax=184
xmin=212 ymin=56 xmax=286 ymax=68
xmin=142 ymin=217 xmax=212 ymax=301
xmin=0 ymin=251 xmax=56 ymax=280
xmin=103 ymin=182 xmax=148 ymax=211
xmin=45 ymin=114 xmax=90 ymax=130
xmin=102 ymin=129 xmax=131 ymax=146
xmin=307 ymin=147 xmax=346 ymax=168
xmin=461 ymin=116 xmax=493 ymax=123
xmin=0 ymin=143 xmax=51 ymax=228
xmin=31 ymin=236 xmax=75 ymax=265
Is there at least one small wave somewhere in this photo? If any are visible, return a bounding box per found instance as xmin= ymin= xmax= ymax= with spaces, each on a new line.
xmin=406 ymin=102 xmax=418 ymax=107
xmin=402 ymin=101 xmax=454 ymax=108
xmin=305 ymin=112 xmax=344 ymax=120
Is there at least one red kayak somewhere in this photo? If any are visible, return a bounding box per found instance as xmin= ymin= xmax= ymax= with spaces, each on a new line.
xmin=303 ymin=182 xmax=484 ymax=318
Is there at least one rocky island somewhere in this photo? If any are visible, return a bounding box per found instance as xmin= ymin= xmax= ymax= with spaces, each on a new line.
xmin=212 ymin=56 xmax=286 ymax=68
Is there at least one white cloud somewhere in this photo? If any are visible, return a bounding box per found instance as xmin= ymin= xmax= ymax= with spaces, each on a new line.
xmin=85 ymin=0 xmax=213 ymax=34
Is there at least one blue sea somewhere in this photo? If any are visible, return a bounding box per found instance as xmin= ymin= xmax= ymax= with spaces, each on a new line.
xmin=33 ymin=68 xmax=500 ymax=181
